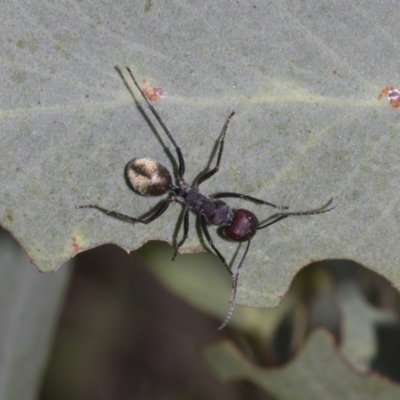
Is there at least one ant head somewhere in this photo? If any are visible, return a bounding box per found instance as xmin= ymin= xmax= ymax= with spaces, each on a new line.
xmin=224 ymin=209 xmax=259 ymax=242
xmin=126 ymin=158 xmax=172 ymax=196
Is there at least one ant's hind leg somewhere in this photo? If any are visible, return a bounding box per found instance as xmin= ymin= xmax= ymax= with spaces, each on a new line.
xmin=125 ymin=67 xmax=186 ymax=179
xmin=76 ymin=199 xmax=171 ymax=224
xmin=195 ymin=111 xmax=235 ymax=187
xmin=172 ymin=208 xmax=189 ymax=260
xmin=200 ymin=216 xmax=232 ymax=275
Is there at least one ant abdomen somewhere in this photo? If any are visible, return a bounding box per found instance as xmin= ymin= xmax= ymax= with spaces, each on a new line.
xmin=225 ymin=209 xmax=259 ymax=242
xmin=126 ymin=158 xmax=172 ymax=196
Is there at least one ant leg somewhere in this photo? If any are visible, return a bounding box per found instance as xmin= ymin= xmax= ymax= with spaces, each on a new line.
xmin=195 ymin=111 xmax=235 ymax=187
xmin=76 ymin=199 xmax=171 ymax=224
xmin=172 ymin=208 xmax=189 ymax=260
xmin=258 ymin=198 xmax=339 ymax=230
xmin=212 ymin=192 xmax=288 ymax=210
xmin=200 ymin=216 xmax=232 ymax=275
xmin=125 ymin=67 xmax=186 ymax=179
xmin=218 ymin=239 xmax=251 ymax=330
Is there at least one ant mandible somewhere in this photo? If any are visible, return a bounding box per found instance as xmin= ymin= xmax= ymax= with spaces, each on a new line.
xmin=77 ymin=67 xmax=338 ymax=330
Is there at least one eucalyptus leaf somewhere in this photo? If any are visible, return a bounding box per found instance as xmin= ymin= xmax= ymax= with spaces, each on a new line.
xmin=2 ymin=0 xmax=400 ymax=309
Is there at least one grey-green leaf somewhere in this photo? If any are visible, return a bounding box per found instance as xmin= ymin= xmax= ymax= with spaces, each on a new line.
xmin=2 ymin=0 xmax=400 ymax=310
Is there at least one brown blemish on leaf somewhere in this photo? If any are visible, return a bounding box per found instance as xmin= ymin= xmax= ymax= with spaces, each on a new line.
xmin=71 ymin=237 xmax=83 ymax=254
xmin=62 ymin=232 xmax=87 ymax=258
xmin=142 ymin=78 xmax=168 ymax=102
xmin=377 ymin=86 xmax=391 ymax=100
xmin=377 ymin=86 xmax=400 ymax=109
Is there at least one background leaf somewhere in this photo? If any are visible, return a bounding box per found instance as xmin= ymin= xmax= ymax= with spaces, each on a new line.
xmin=2 ymin=0 xmax=400 ymax=310
xmin=203 ymin=330 xmax=400 ymax=400
xmin=0 ymin=228 xmax=71 ymax=399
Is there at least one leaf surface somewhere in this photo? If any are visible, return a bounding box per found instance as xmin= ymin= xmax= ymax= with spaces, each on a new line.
xmin=2 ymin=0 xmax=400 ymax=307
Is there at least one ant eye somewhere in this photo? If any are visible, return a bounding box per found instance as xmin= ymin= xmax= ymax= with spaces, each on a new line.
xmin=224 ymin=209 xmax=259 ymax=242
xmin=126 ymin=158 xmax=172 ymax=196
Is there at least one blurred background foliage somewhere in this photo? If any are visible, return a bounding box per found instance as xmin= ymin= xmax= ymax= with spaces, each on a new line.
xmin=32 ymin=234 xmax=400 ymax=400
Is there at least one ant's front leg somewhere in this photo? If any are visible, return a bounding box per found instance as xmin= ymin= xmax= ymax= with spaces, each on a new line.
xmin=195 ymin=111 xmax=235 ymax=187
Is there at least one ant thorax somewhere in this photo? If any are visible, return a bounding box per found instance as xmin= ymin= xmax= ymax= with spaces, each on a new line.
xmin=176 ymin=187 xmax=234 ymax=227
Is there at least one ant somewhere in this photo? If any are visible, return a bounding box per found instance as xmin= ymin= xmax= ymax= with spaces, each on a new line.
xmin=77 ymin=67 xmax=338 ymax=330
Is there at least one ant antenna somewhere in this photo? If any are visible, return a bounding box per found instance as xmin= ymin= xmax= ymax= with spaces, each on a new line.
xmin=258 ymin=198 xmax=340 ymax=230
xmin=218 ymin=199 xmax=340 ymax=329
xmin=218 ymin=240 xmax=251 ymax=330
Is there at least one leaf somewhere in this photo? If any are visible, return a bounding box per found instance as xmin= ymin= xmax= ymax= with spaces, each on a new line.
xmin=337 ymin=280 xmax=397 ymax=372
xmin=2 ymin=0 xmax=400 ymax=309
xmin=203 ymin=330 xmax=400 ymax=400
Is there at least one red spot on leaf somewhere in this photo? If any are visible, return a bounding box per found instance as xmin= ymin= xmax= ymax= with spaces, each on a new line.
xmin=377 ymin=86 xmax=400 ymax=109
xmin=142 ymin=78 xmax=168 ymax=102
xmin=71 ymin=237 xmax=82 ymax=254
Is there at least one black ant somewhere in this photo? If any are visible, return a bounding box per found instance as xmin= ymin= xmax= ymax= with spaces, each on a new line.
xmin=77 ymin=67 xmax=338 ymax=330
